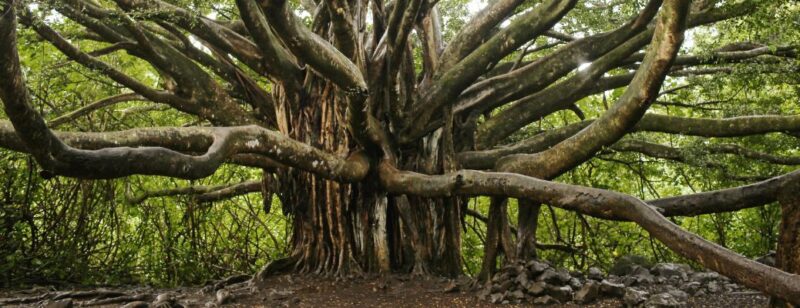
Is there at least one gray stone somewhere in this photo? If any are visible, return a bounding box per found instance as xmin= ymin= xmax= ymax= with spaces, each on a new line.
xmin=570 ymin=271 xmax=585 ymax=280
xmin=526 ymin=260 xmax=550 ymax=275
xmin=533 ymin=295 xmax=558 ymax=305
xmin=644 ymin=293 xmax=681 ymax=308
xmin=600 ymin=279 xmax=626 ymax=297
xmin=537 ymin=268 xmax=569 ymax=285
xmin=694 ymin=290 xmax=706 ymax=297
xmin=546 ymin=285 xmax=573 ymax=302
xmin=652 ymin=263 xmax=691 ymax=280
xmin=526 ymin=281 xmax=547 ymax=295
xmin=569 ymin=277 xmax=583 ymax=289
xmin=706 ymin=281 xmax=722 ymax=294
xmin=623 ymin=288 xmax=649 ymax=307
xmin=611 ymin=255 xmax=653 ymax=276
xmin=575 ymin=280 xmax=601 ymax=303
xmin=588 ymin=267 xmax=605 ymax=281
xmin=631 ymin=266 xmax=655 ymax=285
xmin=515 ymin=272 xmax=530 ymax=288
xmin=690 ymin=272 xmax=721 ymax=284
xmin=491 ymin=279 xmax=513 ymax=293
xmin=489 ymin=293 xmax=505 ymax=304
xmin=492 ymin=272 xmax=510 ymax=283
xmin=756 ymin=251 xmax=776 ymax=267
xmin=666 ymin=289 xmax=688 ymax=301
xmin=510 ymin=289 xmax=526 ymax=300
xmin=681 ymin=281 xmax=701 ymax=295
xmin=477 ymin=287 xmax=491 ymax=300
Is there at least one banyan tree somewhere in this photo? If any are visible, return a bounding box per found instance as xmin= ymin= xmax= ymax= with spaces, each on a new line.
xmin=0 ymin=0 xmax=799 ymax=304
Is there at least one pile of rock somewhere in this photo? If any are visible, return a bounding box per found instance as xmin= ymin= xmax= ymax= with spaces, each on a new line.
xmin=478 ymin=256 xmax=753 ymax=306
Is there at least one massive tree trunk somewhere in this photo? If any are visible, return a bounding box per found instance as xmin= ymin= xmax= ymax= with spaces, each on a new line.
xmin=264 ymin=78 xmax=463 ymax=277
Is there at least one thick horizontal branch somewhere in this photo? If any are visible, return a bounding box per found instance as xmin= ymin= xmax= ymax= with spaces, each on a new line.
xmin=378 ymin=162 xmax=800 ymax=304
xmin=475 ymin=46 xmax=791 ymax=148
xmin=460 ymin=113 xmax=800 ymax=170
xmin=0 ymin=121 xmax=368 ymax=181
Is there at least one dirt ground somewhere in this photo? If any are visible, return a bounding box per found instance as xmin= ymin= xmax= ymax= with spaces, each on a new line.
xmin=0 ymin=274 xmax=769 ymax=307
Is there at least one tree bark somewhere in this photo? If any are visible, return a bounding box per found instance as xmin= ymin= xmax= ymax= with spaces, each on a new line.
xmin=772 ymin=180 xmax=800 ymax=307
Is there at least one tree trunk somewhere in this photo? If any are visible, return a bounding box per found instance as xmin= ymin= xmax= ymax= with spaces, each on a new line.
xmin=259 ymin=80 xmax=462 ymax=278
xmin=772 ymin=180 xmax=800 ymax=307
xmin=478 ymin=197 xmax=516 ymax=280
xmin=517 ymin=200 xmax=541 ymax=259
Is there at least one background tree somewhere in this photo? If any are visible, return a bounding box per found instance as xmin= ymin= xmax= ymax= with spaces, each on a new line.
xmin=0 ymin=0 xmax=799 ymax=304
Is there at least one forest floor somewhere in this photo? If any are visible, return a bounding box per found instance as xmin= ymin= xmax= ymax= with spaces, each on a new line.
xmin=0 ymin=273 xmax=769 ymax=307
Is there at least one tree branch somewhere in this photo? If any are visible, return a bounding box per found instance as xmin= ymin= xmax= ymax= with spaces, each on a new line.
xmin=496 ymin=0 xmax=690 ymax=179
xmin=48 ymin=93 xmax=146 ymax=127
xmin=378 ymin=162 xmax=800 ymax=304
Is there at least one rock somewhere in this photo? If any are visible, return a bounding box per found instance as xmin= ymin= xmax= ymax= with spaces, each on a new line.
xmin=666 ymin=289 xmax=688 ymax=301
xmin=492 ymin=272 xmax=510 ymax=283
xmin=546 ymin=285 xmax=573 ymax=302
xmin=756 ymin=251 xmax=776 ymax=267
xmin=515 ymin=272 xmax=530 ymax=288
xmin=681 ymin=281 xmax=701 ymax=295
xmin=575 ymin=280 xmax=601 ymax=303
xmin=631 ymin=266 xmax=655 ymax=285
xmin=623 ymin=288 xmax=649 ymax=307
xmin=724 ymin=283 xmax=739 ymax=292
xmin=491 ymin=279 xmax=513 ymax=293
xmin=569 ymin=277 xmax=583 ymax=289
xmin=690 ymin=272 xmax=721 ymax=284
xmin=216 ymin=289 xmax=232 ymax=305
xmin=526 ymin=281 xmax=547 ymax=295
xmin=652 ymin=263 xmax=691 ymax=280
xmin=694 ymin=290 xmax=706 ymax=297
xmin=510 ymin=290 xmax=526 ymax=300
xmin=588 ymin=267 xmax=605 ymax=281
xmin=526 ymin=260 xmax=550 ymax=275
xmin=600 ymin=279 xmax=626 ymax=297
xmin=489 ymin=292 xmax=505 ymax=304
xmin=537 ymin=268 xmax=570 ymax=285
xmin=477 ymin=287 xmax=491 ymax=300
xmin=644 ymin=293 xmax=681 ymax=308
xmin=706 ymin=281 xmax=722 ymax=294
xmin=44 ymin=299 xmax=73 ymax=308
xmin=533 ymin=295 xmax=558 ymax=305
xmin=611 ymin=255 xmax=652 ymax=276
